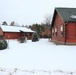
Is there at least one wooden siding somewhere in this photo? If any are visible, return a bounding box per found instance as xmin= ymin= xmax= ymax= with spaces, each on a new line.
xmin=0 ymin=27 xmax=3 ymax=36
xmin=51 ymin=12 xmax=65 ymax=44
xmin=3 ymin=32 xmax=33 ymax=40
xmin=3 ymin=32 xmax=20 ymax=39
xmin=66 ymin=22 xmax=76 ymax=43
xmin=52 ymin=13 xmax=76 ymax=44
xmin=51 ymin=8 xmax=76 ymax=44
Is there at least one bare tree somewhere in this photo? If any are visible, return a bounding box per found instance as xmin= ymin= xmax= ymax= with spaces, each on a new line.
xmin=44 ymin=14 xmax=52 ymax=26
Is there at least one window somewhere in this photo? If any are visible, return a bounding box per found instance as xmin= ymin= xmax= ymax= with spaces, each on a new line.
xmin=55 ymin=27 xmax=57 ymax=32
xmin=60 ymin=25 xmax=64 ymax=36
xmin=52 ymin=28 xmax=54 ymax=36
xmin=52 ymin=27 xmax=57 ymax=37
xmin=61 ymin=25 xmax=63 ymax=31
xmin=55 ymin=27 xmax=57 ymax=37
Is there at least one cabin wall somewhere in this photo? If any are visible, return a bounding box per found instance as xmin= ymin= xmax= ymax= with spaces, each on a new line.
xmin=3 ymin=32 xmax=20 ymax=39
xmin=0 ymin=27 xmax=3 ymax=36
xmin=51 ymin=13 xmax=65 ymax=44
xmin=66 ymin=22 xmax=76 ymax=44
xmin=3 ymin=32 xmax=33 ymax=40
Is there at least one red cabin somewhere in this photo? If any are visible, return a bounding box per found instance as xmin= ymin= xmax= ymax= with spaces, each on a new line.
xmin=0 ymin=25 xmax=34 ymax=40
xmin=51 ymin=7 xmax=76 ymax=45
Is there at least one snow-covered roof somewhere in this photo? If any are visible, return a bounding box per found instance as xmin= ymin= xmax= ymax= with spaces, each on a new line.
xmin=0 ymin=25 xmax=34 ymax=33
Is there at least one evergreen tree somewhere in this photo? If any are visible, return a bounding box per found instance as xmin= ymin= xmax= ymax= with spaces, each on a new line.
xmin=0 ymin=36 xmax=8 ymax=50
xmin=10 ymin=21 xmax=15 ymax=26
xmin=32 ymin=32 xmax=39 ymax=42
xmin=2 ymin=21 xmax=8 ymax=25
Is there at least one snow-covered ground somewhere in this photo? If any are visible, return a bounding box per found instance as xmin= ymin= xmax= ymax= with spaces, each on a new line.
xmin=0 ymin=39 xmax=76 ymax=75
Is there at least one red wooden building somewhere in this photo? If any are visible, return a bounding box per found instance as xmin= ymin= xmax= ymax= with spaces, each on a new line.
xmin=0 ymin=25 xmax=34 ymax=40
xmin=51 ymin=7 xmax=76 ymax=45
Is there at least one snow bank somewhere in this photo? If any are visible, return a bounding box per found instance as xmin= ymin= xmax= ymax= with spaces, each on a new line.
xmin=0 ymin=39 xmax=76 ymax=75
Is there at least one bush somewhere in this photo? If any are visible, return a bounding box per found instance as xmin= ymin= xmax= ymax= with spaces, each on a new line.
xmin=17 ymin=36 xmax=25 ymax=43
xmin=32 ymin=32 xmax=39 ymax=42
xmin=0 ymin=39 xmax=8 ymax=50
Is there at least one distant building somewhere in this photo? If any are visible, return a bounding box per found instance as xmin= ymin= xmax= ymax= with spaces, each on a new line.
xmin=51 ymin=7 xmax=76 ymax=45
xmin=0 ymin=25 xmax=34 ymax=40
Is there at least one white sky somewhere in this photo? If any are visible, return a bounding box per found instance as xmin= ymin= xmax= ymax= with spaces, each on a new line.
xmin=0 ymin=0 xmax=76 ymax=25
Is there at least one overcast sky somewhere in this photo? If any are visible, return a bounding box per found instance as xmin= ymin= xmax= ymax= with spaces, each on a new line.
xmin=0 ymin=0 xmax=76 ymax=25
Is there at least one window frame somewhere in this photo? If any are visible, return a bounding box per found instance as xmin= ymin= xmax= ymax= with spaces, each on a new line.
xmin=55 ymin=27 xmax=57 ymax=37
xmin=60 ymin=25 xmax=64 ymax=36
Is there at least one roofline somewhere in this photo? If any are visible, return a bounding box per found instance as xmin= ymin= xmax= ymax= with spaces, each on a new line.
xmin=51 ymin=7 xmax=76 ymax=28
xmin=56 ymin=8 xmax=64 ymax=22
xmin=51 ymin=7 xmax=66 ymax=28
xmin=51 ymin=9 xmax=56 ymax=27
xmin=0 ymin=25 xmax=34 ymax=33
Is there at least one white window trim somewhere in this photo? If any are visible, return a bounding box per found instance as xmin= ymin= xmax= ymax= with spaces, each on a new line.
xmin=52 ymin=29 xmax=54 ymax=33
xmin=60 ymin=25 xmax=63 ymax=31
xmin=55 ymin=27 xmax=57 ymax=32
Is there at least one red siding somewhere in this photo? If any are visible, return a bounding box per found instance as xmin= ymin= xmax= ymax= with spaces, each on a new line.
xmin=3 ymin=32 xmax=20 ymax=39
xmin=51 ymin=12 xmax=65 ymax=44
xmin=51 ymin=10 xmax=76 ymax=44
xmin=0 ymin=27 xmax=3 ymax=36
xmin=3 ymin=32 xmax=33 ymax=40
xmin=66 ymin=22 xmax=76 ymax=43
